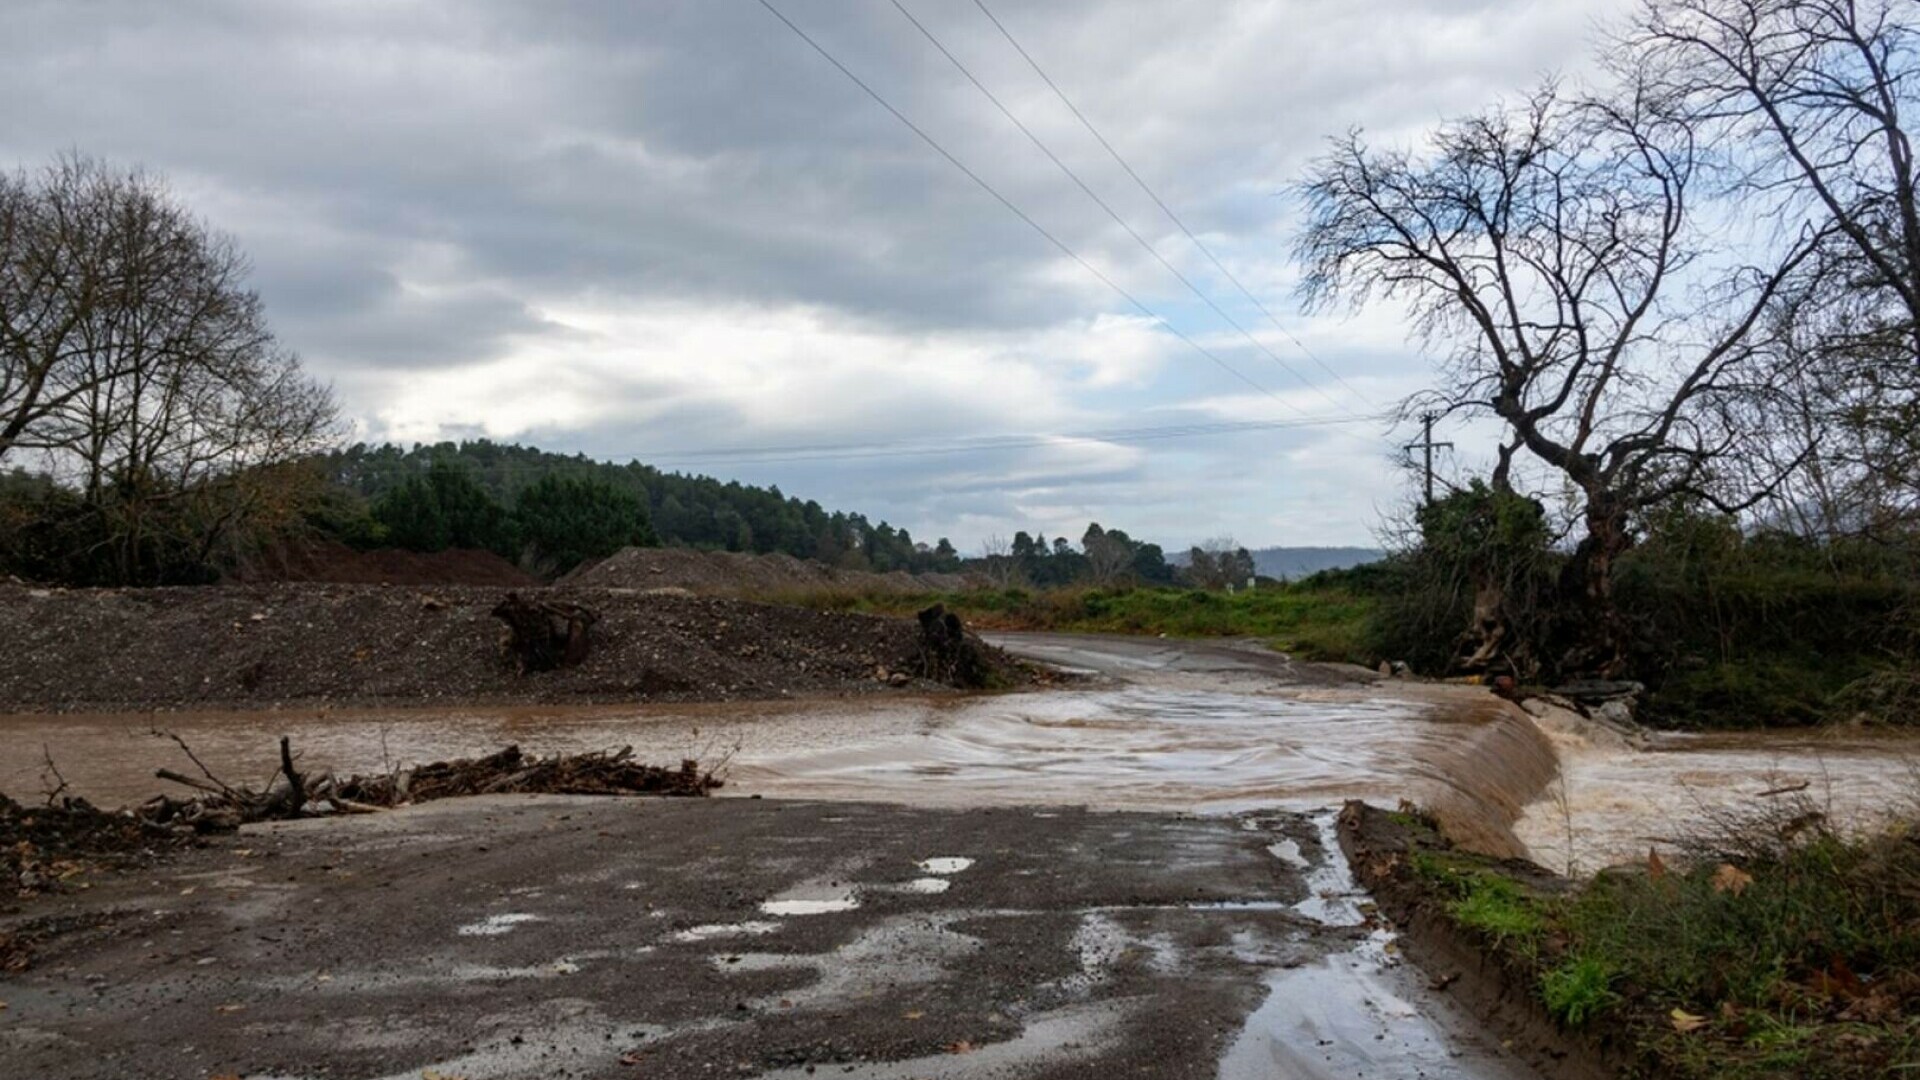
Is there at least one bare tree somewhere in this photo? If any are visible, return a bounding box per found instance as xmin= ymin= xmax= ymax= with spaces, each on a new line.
xmin=0 ymin=155 xmax=338 ymax=582
xmin=1297 ymin=82 xmax=1820 ymax=673
xmin=1183 ymin=535 xmax=1253 ymax=590
xmin=1634 ymin=0 xmax=1920 ymax=525
xmin=1636 ymin=0 xmax=1920 ymax=350
xmin=977 ymin=532 xmax=1022 ymax=588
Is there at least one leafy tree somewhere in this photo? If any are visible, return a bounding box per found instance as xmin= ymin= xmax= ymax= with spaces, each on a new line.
xmin=514 ymin=474 xmax=656 ymax=575
xmin=373 ymin=462 xmax=515 ymax=555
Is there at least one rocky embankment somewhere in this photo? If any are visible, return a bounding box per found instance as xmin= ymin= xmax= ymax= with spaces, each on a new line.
xmin=0 ymin=583 xmax=1021 ymax=712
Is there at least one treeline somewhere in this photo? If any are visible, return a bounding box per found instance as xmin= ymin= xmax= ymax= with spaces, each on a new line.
xmin=323 ymin=442 xmax=1254 ymax=588
xmin=320 ymin=440 xmax=963 ymax=575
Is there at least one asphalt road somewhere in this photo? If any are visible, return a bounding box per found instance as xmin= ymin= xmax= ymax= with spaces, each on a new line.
xmin=0 ymin=637 xmax=1549 ymax=1080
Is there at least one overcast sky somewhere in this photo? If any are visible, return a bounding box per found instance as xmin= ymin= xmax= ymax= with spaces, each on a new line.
xmin=7 ymin=0 xmax=1626 ymax=550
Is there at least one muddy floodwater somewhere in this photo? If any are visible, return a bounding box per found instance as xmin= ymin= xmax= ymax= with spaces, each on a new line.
xmin=1 ymin=635 xmax=1552 ymax=853
xmin=4 ymin=632 xmax=1911 ymax=868
xmin=6 ymin=632 xmax=1918 ymax=1080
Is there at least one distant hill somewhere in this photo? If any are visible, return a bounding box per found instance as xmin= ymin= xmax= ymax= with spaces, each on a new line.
xmin=318 ymin=440 xmax=962 ymax=574
xmin=1249 ymin=547 xmax=1384 ymax=579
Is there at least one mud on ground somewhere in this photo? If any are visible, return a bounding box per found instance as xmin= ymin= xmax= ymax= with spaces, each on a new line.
xmin=0 ymin=795 xmax=1531 ymax=1080
xmin=0 ymin=583 xmax=1025 ymax=712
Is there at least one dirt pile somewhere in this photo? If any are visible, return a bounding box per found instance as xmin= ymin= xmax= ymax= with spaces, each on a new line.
xmin=0 ymin=582 xmax=1024 ymax=711
xmin=566 ymin=546 xmax=982 ymax=596
xmin=230 ymin=537 xmax=538 ymax=587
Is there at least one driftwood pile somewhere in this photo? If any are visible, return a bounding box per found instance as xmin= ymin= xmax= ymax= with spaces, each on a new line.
xmin=331 ymin=744 xmax=718 ymax=803
xmin=136 ymin=734 xmax=717 ymax=835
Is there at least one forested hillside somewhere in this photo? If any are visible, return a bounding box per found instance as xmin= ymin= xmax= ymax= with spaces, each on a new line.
xmin=321 ymin=441 xmax=962 ymax=574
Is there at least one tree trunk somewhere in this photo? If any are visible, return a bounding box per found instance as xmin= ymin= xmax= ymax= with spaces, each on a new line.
xmin=1559 ymin=499 xmax=1633 ymax=678
xmin=491 ymin=593 xmax=600 ymax=674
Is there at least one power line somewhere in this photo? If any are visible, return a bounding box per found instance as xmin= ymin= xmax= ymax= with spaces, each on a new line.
xmin=969 ymin=0 xmax=1375 ymax=413
xmin=886 ymin=0 xmax=1352 ymax=416
xmin=630 ymin=413 xmax=1388 ymax=469
xmin=751 ymin=0 xmax=1318 ymax=418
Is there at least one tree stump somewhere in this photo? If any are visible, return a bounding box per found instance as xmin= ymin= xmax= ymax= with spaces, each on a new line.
xmin=915 ymin=603 xmax=992 ymax=688
xmin=492 ymin=592 xmax=600 ymax=673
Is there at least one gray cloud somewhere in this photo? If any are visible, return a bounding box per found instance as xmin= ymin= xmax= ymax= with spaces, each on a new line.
xmin=4 ymin=0 xmax=1624 ymax=546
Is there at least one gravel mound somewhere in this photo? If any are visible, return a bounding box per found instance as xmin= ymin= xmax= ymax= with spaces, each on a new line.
xmin=566 ymin=547 xmax=983 ymax=596
xmin=0 ymin=583 xmax=1017 ymax=712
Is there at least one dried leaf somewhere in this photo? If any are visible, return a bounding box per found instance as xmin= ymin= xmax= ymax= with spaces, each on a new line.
xmin=1647 ymin=848 xmax=1667 ymax=880
xmin=1710 ymin=864 xmax=1753 ymax=896
xmin=945 ymin=1041 xmax=975 ymax=1054
xmin=1670 ymin=1008 xmax=1708 ymax=1033
xmin=903 ymin=1010 xmax=925 ymax=1020
xmin=617 ymin=1052 xmax=644 ymax=1067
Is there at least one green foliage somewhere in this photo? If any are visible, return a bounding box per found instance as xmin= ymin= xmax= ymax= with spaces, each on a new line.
xmin=325 ymin=440 xmax=963 ymax=573
xmin=1541 ymin=955 xmax=1619 ymax=1027
xmin=513 ymin=474 xmax=656 ymax=575
xmin=371 ymin=461 xmax=516 ymax=555
xmin=1614 ymin=517 xmax=1918 ymax=726
xmin=1357 ymin=484 xmax=1920 ymax=726
xmin=1445 ymin=873 xmax=1546 ymax=946
xmin=797 ymin=584 xmax=1375 ymax=664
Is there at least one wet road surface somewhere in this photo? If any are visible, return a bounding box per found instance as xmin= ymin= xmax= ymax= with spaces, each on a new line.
xmin=8 ymin=632 xmax=1912 ymax=1078
xmin=2 ymin=634 xmax=1561 ymax=1080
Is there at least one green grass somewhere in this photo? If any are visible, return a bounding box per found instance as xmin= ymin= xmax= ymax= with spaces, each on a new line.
xmin=1541 ymin=955 xmax=1620 ymax=1027
xmin=780 ymin=584 xmax=1378 ymax=665
xmin=1402 ymin=799 xmax=1920 ymax=1078
xmin=1447 ymin=873 xmax=1547 ymax=945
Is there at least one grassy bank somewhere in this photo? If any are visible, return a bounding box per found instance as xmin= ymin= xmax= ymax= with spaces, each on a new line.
xmin=1361 ymin=803 xmax=1920 ymax=1079
xmin=780 ymin=584 xmax=1377 ymax=666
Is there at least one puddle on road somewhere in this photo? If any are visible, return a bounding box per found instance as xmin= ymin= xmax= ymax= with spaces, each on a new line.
xmin=671 ymin=920 xmax=781 ymax=943
xmin=1223 ymin=814 xmax=1535 ymax=1080
xmin=760 ymin=881 xmax=861 ymax=916
xmin=1291 ymin=811 xmax=1369 ymax=928
xmin=455 ymin=913 xmax=544 ymax=937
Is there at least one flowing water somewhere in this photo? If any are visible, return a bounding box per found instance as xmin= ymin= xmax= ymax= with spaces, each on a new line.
xmin=0 ymin=635 xmax=1552 ymax=855
xmin=7 ymin=631 xmax=1915 ymax=1079
xmin=1515 ymin=721 xmax=1920 ymax=875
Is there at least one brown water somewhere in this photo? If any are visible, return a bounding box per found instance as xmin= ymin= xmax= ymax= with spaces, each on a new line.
xmin=16 ymin=632 xmax=1905 ymax=1080
xmin=1515 ymin=721 xmax=1920 ymax=874
xmin=0 ymin=682 xmax=1549 ymax=847
xmin=6 ymin=633 xmax=1908 ymax=873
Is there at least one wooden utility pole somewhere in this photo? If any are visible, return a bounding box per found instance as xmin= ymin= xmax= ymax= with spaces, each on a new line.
xmin=1404 ymin=412 xmax=1453 ymax=505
